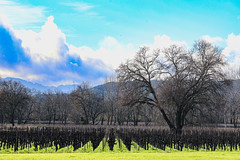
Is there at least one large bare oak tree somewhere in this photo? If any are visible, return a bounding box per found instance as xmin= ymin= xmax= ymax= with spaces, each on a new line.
xmin=116 ymin=40 xmax=225 ymax=135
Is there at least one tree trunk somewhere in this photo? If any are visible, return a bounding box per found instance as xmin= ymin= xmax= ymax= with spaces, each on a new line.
xmin=234 ymin=116 xmax=238 ymax=128
xmin=159 ymin=108 xmax=175 ymax=129
xmin=84 ymin=117 xmax=89 ymax=124
xmin=11 ymin=116 xmax=15 ymax=126
xmin=101 ymin=117 xmax=104 ymax=125
xmin=53 ymin=114 xmax=56 ymax=125
xmin=114 ymin=117 xmax=116 ymax=125
xmin=1 ymin=115 xmax=4 ymax=124
xmin=64 ymin=116 xmax=67 ymax=125
xmin=175 ymin=127 xmax=183 ymax=138
xmin=48 ymin=116 xmax=52 ymax=124
xmin=133 ymin=114 xmax=139 ymax=126
xmin=110 ymin=115 xmax=113 ymax=125
xmin=18 ymin=119 xmax=22 ymax=125
xmin=11 ymin=111 xmax=15 ymax=126
xmin=107 ymin=116 xmax=110 ymax=125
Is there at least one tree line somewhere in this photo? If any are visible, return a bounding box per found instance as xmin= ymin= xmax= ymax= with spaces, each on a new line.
xmin=0 ymin=40 xmax=239 ymax=135
xmin=0 ymin=80 xmax=155 ymax=127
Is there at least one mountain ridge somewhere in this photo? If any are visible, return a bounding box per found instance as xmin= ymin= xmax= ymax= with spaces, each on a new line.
xmin=1 ymin=77 xmax=77 ymax=93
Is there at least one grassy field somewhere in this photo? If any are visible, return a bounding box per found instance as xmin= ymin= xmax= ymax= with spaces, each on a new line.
xmin=0 ymin=152 xmax=240 ymax=160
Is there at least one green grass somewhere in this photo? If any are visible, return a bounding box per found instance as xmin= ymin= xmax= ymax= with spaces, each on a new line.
xmin=0 ymin=139 xmax=238 ymax=154
xmin=1 ymin=139 xmax=240 ymax=159
xmin=1 ymin=139 xmax=240 ymax=160
xmin=0 ymin=152 xmax=240 ymax=160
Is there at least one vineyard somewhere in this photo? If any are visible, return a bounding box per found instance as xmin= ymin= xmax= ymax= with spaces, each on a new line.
xmin=0 ymin=126 xmax=240 ymax=153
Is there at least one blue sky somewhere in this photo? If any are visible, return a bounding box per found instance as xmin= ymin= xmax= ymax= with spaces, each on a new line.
xmin=0 ymin=0 xmax=240 ymax=86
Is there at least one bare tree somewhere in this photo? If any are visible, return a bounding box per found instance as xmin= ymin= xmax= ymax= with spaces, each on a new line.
xmin=42 ymin=90 xmax=57 ymax=124
xmin=0 ymin=80 xmax=31 ymax=126
xmin=117 ymin=40 xmax=225 ymax=135
xmin=224 ymin=68 xmax=240 ymax=128
xmin=70 ymin=82 xmax=104 ymax=125
xmin=57 ymin=93 xmax=71 ymax=124
xmin=16 ymin=95 xmax=35 ymax=124
xmin=104 ymin=77 xmax=141 ymax=126
xmin=104 ymin=77 xmax=127 ymax=125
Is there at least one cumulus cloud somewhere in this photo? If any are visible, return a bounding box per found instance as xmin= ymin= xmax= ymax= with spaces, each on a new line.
xmin=69 ymin=34 xmax=190 ymax=74
xmin=0 ymin=16 xmax=110 ymax=86
xmin=0 ymin=14 xmax=10 ymax=27
xmin=201 ymin=35 xmax=224 ymax=45
xmin=0 ymin=65 xmax=43 ymax=81
xmin=222 ymin=33 xmax=240 ymax=73
xmin=0 ymin=14 xmax=188 ymax=86
xmin=150 ymin=34 xmax=187 ymax=49
xmin=0 ymin=24 xmax=29 ymax=67
xmin=69 ymin=36 xmax=136 ymax=69
xmin=142 ymin=34 xmax=188 ymax=59
xmin=15 ymin=16 xmax=68 ymax=64
xmin=202 ymin=34 xmax=240 ymax=77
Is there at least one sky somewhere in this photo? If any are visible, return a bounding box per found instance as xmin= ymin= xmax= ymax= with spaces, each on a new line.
xmin=0 ymin=0 xmax=240 ymax=86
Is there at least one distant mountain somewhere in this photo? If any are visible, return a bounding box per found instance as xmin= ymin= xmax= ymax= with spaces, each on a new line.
xmin=1 ymin=77 xmax=76 ymax=93
xmin=57 ymin=84 xmax=76 ymax=93
xmin=2 ymin=77 xmax=238 ymax=94
xmin=92 ymin=82 xmax=117 ymax=93
xmin=1 ymin=77 xmax=115 ymax=93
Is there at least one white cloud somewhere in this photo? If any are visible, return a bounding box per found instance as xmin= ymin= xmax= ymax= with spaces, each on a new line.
xmin=68 ymin=34 xmax=192 ymax=72
xmin=50 ymin=80 xmax=77 ymax=87
xmin=202 ymin=35 xmax=224 ymax=45
xmin=69 ymin=35 xmax=189 ymax=70
xmin=0 ymin=67 xmax=18 ymax=78
xmin=0 ymin=14 xmax=10 ymax=27
xmin=15 ymin=16 xmax=68 ymax=64
xmin=0 ymin=66 xmax=43 ymax=81
xmin=69 ymin=36 xmax=136 ymax=69
xmin=223 ymin=34 xmax=240 ymax=55
xmin=61 ymin=2 xmax=93 ymax=12
xmin=222 ymin=33 xmax=240 ymax=72
xmin=145 ymin=34 xmax=188 ymax=55
xmin=15 ymin=16 xmax=131 ymax=72
xmin=0 ymin=0 xmax=46 ymax=29
xmin=0 ymin=15 xmax=111 ymax=85
xmin=142 ymin=34 xmax=188 ymax=59
xmin=151 ymin=35 xmax=187 ymax=49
